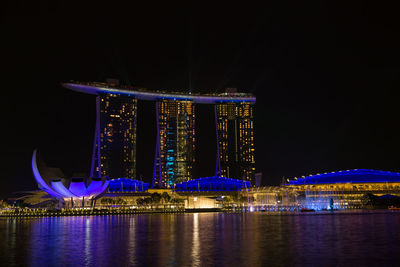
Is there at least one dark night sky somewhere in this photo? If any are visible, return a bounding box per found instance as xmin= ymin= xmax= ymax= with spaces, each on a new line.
xmin=2 ymin=2 xmax=400 ymax=198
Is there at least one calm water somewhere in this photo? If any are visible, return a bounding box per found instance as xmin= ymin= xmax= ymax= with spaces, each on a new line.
xmin=1 ymin=212 xmax=400 ymax=266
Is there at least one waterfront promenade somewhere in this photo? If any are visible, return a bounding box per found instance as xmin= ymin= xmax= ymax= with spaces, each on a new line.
xmin=2 ymin=207 xmax=399 ymax=218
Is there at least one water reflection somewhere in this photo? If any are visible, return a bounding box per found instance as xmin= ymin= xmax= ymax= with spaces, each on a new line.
xmin=85 ymin=218 xmax=91 ymax=267
xmin=127 ymin=217 xmax=136 ymax=266
xmin=1 ymin=212 xmax=400 ymax=266
xmin=191 ymin=213 xmax=200 ymax=266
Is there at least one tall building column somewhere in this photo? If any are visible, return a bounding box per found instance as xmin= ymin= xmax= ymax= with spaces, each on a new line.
xmin=153 ymin=99 xmax=195 ymax=188
xmin=96 ymin=93 xmax=138 ymax=180
xmin=90 ymin=96 xmax=101 ymax=178
xmin=215 ymin=102 xmax=255 ymax=183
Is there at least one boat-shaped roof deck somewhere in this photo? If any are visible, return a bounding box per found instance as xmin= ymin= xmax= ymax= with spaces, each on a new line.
xmin=62 ymin=82 xmax=256 ymax=104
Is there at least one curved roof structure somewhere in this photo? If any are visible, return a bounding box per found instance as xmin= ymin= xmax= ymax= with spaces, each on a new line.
xmin=62 ymin=82 xmax=256 ymax=104
xmin=287 ymin=169 xmax=400 ymax=185
xmin=32 ymin=150 xmax=109 ymax=199
xmin=174 ymin=176 xmax=251 ymax=192
xmin=108 ymin=178 xmax=149 ymax=192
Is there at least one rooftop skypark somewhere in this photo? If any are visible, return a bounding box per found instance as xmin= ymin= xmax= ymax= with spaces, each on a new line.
xmin=62 ymin=81 xmax=256 ymax=104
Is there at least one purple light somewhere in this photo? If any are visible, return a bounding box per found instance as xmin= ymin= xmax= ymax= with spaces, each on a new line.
xmin=51 ymin=180 xmax=76 ymax=198
xmin=32 ymin=150 xmax=63 ymax=198
xmin=69 ymin=181 xmax=88 ymax=197
xmin=32 ymin=151 xmax=112 ymax=200
xmin=100 ymin=180 xmax=110 ymax=193
xmin=86 ymin=180 xmax=104 ymax=197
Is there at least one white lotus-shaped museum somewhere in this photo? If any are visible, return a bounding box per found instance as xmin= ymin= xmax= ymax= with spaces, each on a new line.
xmin=32 ymin=150 xmax=109 ymax=199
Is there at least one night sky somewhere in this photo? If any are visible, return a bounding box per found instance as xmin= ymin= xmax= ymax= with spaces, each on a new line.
xmin=2 ymin=2 xmax=400 ymax=198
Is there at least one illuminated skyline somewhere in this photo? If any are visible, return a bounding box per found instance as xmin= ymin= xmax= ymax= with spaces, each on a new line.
xmin=3 ymin=2 xmax=400 ymax=198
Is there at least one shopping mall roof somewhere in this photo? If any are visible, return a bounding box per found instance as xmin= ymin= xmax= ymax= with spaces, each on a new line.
xmin=287 ymin=169 xmax=400 ymax=185
xmin=108 ymin=178 xmax=149 ymax=192
xmin=174 ymin=176 xmax=251 ymax=192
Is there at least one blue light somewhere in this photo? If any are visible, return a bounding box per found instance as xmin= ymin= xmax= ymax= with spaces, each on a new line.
xmin=108 ymin=178 xmax=149 ymax=192
xmin=86 ymin=180 xmax=105 ymax=196
xmin=69 ymin=180 xmax=89 ymax=197
xmin=51 ymin=180 xmax=76 ymax=198
xmin=287 ymin=169 xmax=400 ymax=185
xmin=32 ymin=150 xmax=63 ymax=198
xmin=174 ymin=176 xmax=250 ymax=192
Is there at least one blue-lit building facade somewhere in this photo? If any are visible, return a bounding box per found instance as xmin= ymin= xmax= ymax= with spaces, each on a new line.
xmin=108 ymin=178 xmax=149 ymax=192
xmin=174 ymin=176 xmax=250 ymax=192
xmin=285 ymin=169 xmax=400 ymax=210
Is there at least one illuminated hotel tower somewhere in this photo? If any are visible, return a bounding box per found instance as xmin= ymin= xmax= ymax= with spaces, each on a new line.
xmin=91 ymin=93 xmax=137 ymax=179
xmin=153 ymin=99 xmax=195 ymax=188
xmin=215 ymin=102 xmax=255 ymax=183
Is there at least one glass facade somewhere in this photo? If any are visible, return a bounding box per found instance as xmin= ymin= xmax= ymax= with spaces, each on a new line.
xmin=154 ymin=99 xmax=195 ymax=188
xmin=98 ymin=93 xmax=137 ymax=179
xmin=216 ymin=102 xmax=255 ymax=183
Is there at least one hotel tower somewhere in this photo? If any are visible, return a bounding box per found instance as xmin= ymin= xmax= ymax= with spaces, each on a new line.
xmin=91 ymin=93 xmax=137 ymax=179
xmin=215 ymin=101 xmax=255 ymax=183
xmin=153 ymin=99 xmax=195 ymax=188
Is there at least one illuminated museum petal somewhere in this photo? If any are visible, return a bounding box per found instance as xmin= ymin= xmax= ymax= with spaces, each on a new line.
xmin=69 ymin=178 xmax=89 ymax=197
xmin=32 ymin=150 xmax=63 ymax=198
xmin=51 ymin=180 xmax=76 ymax=198
xmin=86 ymin=179 xmax=104 ymax=197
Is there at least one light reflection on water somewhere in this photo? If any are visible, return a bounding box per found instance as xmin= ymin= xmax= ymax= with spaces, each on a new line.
xmin=84 ymin=218 xmax=91 ymax=267
xmin=192 ymin=213 xmax=200 ymax=266
xmin=128 ymin=217 xmax=135 ymax=266
xmin=0 ymin=212 xmax=400 ymax=266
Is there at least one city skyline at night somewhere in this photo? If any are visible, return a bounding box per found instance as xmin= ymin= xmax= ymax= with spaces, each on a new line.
xmin=3 ymin=3 xmax=400 ymax=266
xmin=63 ymin=82 xmax=256 ymax=188
xmin=3 ymin=2 xmax=400 ymax=199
